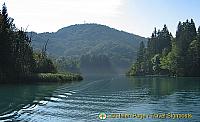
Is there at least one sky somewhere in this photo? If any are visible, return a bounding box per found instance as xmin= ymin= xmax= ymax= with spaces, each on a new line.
xmin=0 ymin=0 xmax=200 ymax=37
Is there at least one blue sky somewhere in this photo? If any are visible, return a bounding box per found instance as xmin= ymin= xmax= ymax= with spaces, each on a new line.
xmin=126 ymin=0 xmax=200 ymax=37
xmin=0 ymin=0 xmax=199 ymax=37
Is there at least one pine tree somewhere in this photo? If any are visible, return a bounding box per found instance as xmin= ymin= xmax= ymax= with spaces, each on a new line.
xmin=187 ymin=26 xmax=200 ymax=76
xmin=0 ymin=3 xmax=37 ymax=81
xmin=0 ymin=3 xmax=15 ymax=79
xmin=137 ymin=41 xmax=145 ymax=63
xmin=128 ymin=19 xmax=200 ymax=77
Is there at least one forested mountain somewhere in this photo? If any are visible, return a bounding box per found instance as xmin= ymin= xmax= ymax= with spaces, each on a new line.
xmin=128 ymin=19 xmax=200 ymax=77
xmin=29 ymin=24 xmax=147 ymax=73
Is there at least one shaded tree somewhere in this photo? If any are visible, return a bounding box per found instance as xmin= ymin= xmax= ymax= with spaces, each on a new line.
xmin=128 ymin=19 xmax=200 ymax=77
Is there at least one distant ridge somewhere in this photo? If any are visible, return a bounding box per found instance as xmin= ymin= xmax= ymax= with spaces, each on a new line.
xmin=29 ymin=23 xmax=147 ymax=73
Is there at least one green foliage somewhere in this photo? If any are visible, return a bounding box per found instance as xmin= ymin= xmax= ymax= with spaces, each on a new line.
xmin=0 ymin=3 xmax=36 ymax=81
xmin=137 ymin=41 xmax=145 ymax=63
xmin=128 ymin=25 xmax=172 ymax=76
xmin=55 ymin=57 xmax=80 ymax=73
xmin=33 ymin=52 xmax=57 ymax=74
xmin=80 ymin=54 xmax=115 ymax=75
xmin=24 ymin=73 xmax=83 ymax=83
xmin=128 ymin=19 xmax=200 ymax=77
xmin=151 ymin=54 xmax=161 ymax=74
xmin=29 ymin=24 xmax=147 ymax=73
xmin=127 ymin=41 xmax=146 ymax=76
xmin=160 ymin=51 xmax=177 ymax=75
xmin=187 ymin=39 xmax=200 ymax=76
xmin=176 ymin=19 xmax=197 ymax=55
xmin=0 ymin=3 xmax=64 ymax=82
xmin=147 ymin=26 xmax=172 ymax=56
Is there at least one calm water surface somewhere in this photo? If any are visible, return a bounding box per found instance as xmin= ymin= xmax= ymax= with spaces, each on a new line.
xmin=0 ymin=76 xmax=200 ymax=122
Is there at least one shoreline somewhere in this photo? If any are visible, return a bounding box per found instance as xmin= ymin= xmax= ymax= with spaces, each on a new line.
xmin=0 ymin=73 xmax=83 ymax=84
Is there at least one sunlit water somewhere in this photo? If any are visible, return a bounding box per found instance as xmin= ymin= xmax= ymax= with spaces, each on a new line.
xmin=0 ymin=76 xmax=200 ymax=122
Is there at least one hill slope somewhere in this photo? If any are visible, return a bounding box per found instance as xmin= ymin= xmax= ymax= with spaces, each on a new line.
xmin=29 ymin=24 xmax=147 ymax=73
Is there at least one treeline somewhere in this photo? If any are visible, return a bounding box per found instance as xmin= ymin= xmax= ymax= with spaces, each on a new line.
xmin=80 ymin=54 xmax=115 ymax=75
xmin=55 ymin=57 xmax=80 ymax=73
xmin=53 ymin=55 xmax=116 ymax=75
xmin=0 ymin=3 xmax=57 ymax=82
xmin=128 ymin=19 xmax=200 ymax=77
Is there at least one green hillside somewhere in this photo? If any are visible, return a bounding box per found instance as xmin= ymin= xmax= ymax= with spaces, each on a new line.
xmin=29 ymin=24 xmax=147 ymax=73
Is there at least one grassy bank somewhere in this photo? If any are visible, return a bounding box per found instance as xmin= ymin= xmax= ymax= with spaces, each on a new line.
xmin=22 ymin=73 xmax=83 ymax=83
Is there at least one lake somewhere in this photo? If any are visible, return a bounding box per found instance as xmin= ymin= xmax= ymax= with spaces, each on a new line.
xmin=0 ymin=76 xmax=200 ymax=122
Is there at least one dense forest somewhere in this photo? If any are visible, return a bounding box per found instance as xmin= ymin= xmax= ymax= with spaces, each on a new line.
xmin=55 ymin=57 xmax=80 ymax=73
xmin=0 ymin=3 xmax=34 ymax=81
xmin=80 ymin=54 xmax=115 ymax=75
xmin=29 ymin=24 xmax=147 ymax=74
xmin=53 ymin=54 xmax=115 ymax=75
xmin=128 ymin=19 xmax=200 ymax=77
xmin=0 ymin=3 xmax=82 ymax=82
